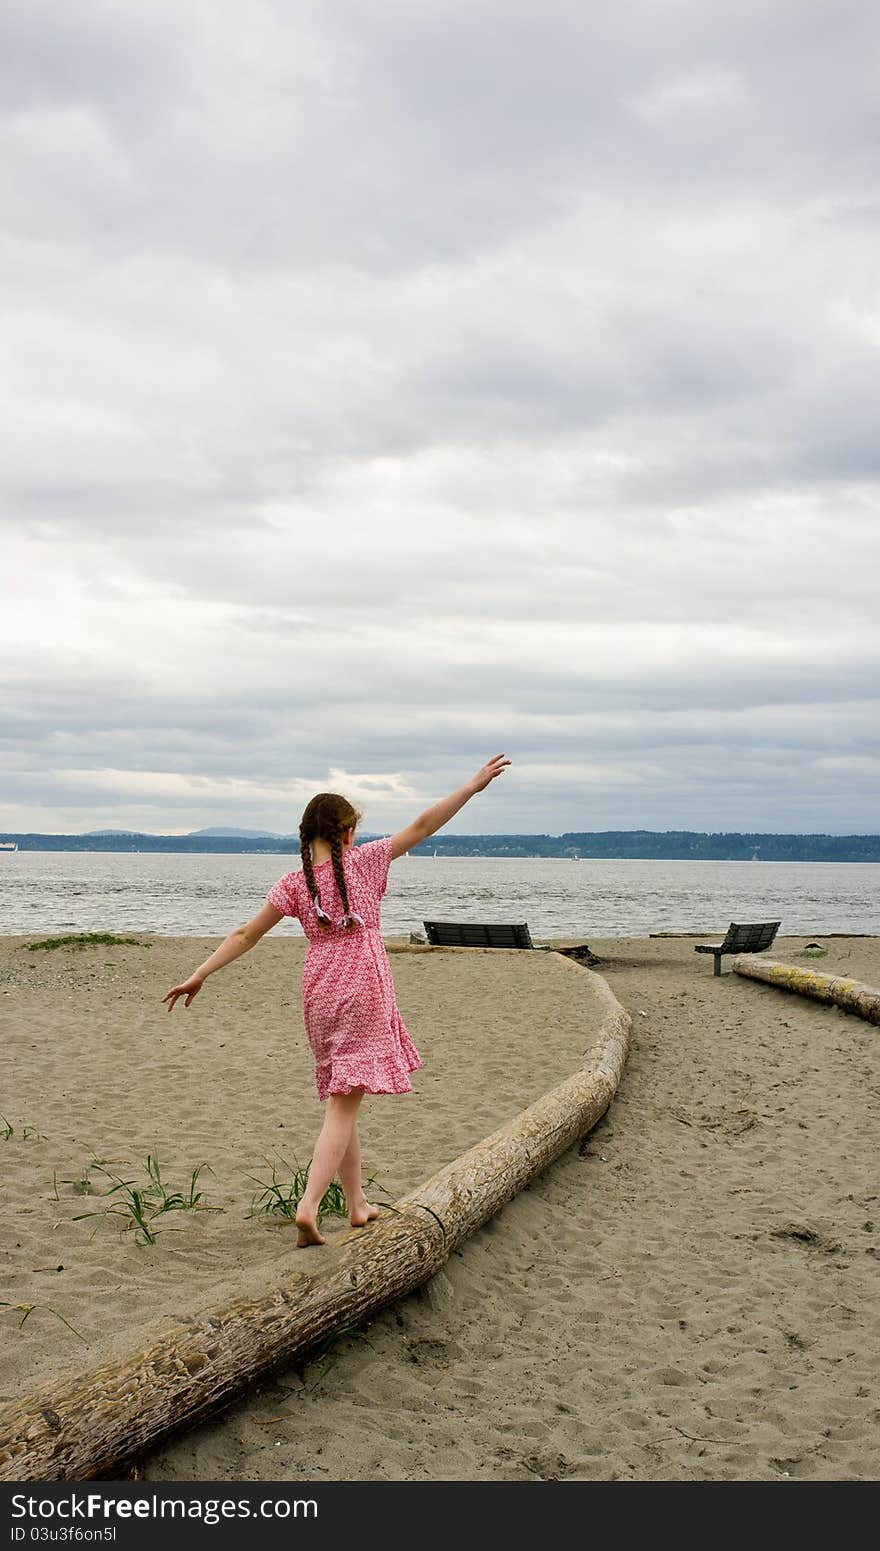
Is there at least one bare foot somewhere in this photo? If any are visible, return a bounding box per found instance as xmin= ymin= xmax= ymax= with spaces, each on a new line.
xmin=349 ymin=1201 xmax=381 ymax=1229
xmin=295 ymin=1212 xmax=325 ymax=1248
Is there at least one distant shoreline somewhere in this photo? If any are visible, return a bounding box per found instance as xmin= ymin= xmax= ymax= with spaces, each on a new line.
xmin=2 ymin=831 xmax=880 ymax=862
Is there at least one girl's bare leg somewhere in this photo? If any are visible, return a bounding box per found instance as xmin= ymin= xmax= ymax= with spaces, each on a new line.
xmin=296 ymin=1091 xmax=364 ymax=1247
xmin=338 ymin=1122 xmax=380 ymax=1228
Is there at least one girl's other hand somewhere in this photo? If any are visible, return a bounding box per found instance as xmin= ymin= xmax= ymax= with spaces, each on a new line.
xmin=471 ymin=753 xmax=511 ymax=792
xmin=162 ymin=976 xmax=204 ymax=1011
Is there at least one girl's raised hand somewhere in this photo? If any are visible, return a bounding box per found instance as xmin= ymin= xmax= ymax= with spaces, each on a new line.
xmin=162 ymin=975 xmax=204 ymax=1012
xmin=470 ymin=754 xmax=511 ymax=792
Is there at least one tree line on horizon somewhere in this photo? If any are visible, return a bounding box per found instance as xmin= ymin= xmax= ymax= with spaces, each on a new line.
xmin=2 ymin=830 xmax=879 ymax=861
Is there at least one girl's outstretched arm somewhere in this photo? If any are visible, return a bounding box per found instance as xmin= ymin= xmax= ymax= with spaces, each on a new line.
xmin=162 ymin=900 xmax=284 ymax=1010
xmin=390 ymin=754 xmax=510 ymax=860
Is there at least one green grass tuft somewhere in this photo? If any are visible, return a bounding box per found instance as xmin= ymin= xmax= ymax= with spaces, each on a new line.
xmin=72 ymin=1156 xmax=221 ymax=1245
xmin=24 ymin=933 xmax=150 ymax=951
xmin=59 ymin=1154 xmax=120 ymax=1196
xmin=247 ymin=1154 xmax=388 ymax=1225
xmin=311 ymin=1323 xmax=372 ymax=1377
xmin=0 ymin=1300 xmax=87 ymax=1343
xmin=1 ymin=1115 xmax=44 ymax=1142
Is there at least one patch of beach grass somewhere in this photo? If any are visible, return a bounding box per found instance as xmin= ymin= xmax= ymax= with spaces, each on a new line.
xmin=24 ymin=933 xmax=150 ymax=951
xmin=1 ymin=1300 xmax=87 ymax=1343
xmin=1 ymin=1115 xmax=44 ymax=1141
xmin=72 ymin=1156 xmax=221 ymax=1246
xmin=311 ymin=1323 xmax=373 ymax=1378
xmin=247 ymin=1155 xmax=388 ymax=1225
xmin=57 ymin=1154 xmax=122 ymax=1197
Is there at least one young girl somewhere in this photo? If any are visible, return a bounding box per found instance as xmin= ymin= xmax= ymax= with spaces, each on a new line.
xmin=162 ymin=754 xmax=510 ymax=1247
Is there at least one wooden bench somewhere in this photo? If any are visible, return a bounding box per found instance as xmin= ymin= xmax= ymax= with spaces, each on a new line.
xmin=423 ymin=921 xmax=535 ymax=949
xmin=695 ymin=920 xmax=781 ymax=975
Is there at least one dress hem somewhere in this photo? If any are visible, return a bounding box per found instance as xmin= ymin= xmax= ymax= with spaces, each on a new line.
xmin=316 ymin=1051 xmax=423 ymax=1101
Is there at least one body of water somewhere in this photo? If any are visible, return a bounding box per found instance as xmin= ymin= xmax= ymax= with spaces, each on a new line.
xmin=1 ymin=851 xmax=878 ymax=938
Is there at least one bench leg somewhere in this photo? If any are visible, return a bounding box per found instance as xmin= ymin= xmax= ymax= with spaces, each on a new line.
xmin=714 ymin=952 xmax=722 ymax=976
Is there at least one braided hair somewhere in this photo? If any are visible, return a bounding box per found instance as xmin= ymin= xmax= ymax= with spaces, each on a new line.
xmin=299 ymin=792 xmax=362 ymax=930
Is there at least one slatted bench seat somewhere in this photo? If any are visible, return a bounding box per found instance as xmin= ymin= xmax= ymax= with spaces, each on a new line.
xmin=423 ymin=921 xmax=535 ymax=949
xmin=695 ymin=920 xmax=781 ymax=976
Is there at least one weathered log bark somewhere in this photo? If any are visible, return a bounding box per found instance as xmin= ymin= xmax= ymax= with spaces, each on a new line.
xmin=0 ymin=962 xmax=630 ymax=1482
xmin=732 ymin=956 xmax=880 ymax=1026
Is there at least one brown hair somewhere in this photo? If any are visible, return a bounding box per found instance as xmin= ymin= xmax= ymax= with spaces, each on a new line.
xmin=299 ymin=792 xmax=362 ymax=929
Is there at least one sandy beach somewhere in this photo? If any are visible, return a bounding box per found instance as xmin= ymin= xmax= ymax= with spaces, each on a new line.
xmin=1 ymin=930 xmax=878 ymax=1481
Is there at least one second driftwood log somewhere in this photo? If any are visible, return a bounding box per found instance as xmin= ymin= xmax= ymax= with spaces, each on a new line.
xmin=732 ymin=956 xmax=880 ymax=1026
xmin=0 ymin=961 xmax=631 ymax=1482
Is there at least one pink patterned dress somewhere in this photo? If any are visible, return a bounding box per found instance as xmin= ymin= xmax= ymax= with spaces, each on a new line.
xmin=266 ymin=837 xmax=422 ymax=1101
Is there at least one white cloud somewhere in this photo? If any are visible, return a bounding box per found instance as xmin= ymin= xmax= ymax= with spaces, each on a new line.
xmin=627 ymin=66 xmax=748 ymax=121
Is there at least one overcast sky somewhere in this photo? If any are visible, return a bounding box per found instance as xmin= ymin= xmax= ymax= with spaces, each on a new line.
xmin=2 ymin=1 xmax=879 ymax=837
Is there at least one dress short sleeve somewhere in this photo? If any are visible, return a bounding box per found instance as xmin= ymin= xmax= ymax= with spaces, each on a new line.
xmin=266 ymin=872 xmax=299 ymax=918
xmin=353 ymin=837 xmax=393 ymax=901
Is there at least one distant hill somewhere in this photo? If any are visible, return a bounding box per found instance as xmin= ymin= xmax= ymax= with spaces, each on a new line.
xmin=187 ymin=828 xmax=281 ymax=839
xmin=84 ymin=829 xmax=149 ymax=837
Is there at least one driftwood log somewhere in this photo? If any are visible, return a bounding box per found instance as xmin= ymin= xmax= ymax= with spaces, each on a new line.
xmin=0 ymin=963 xmax=630 ymax=1482
xmin=733 ymin=956 xmax=880 ymax=1026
